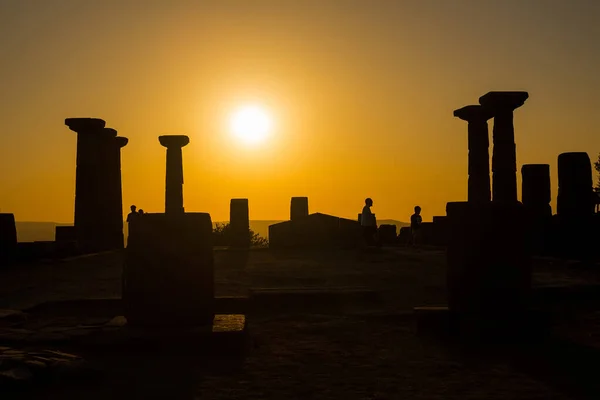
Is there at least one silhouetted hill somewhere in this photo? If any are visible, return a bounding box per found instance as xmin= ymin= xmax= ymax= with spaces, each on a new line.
xmin=16 ymin=219 xmax=409 ymax=242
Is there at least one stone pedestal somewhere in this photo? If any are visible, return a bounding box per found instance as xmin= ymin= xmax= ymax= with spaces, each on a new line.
xmin=290 ymin=197 xmax=309 ymax=221
xmin=453 ymin=105 xmax=493 ymax=203
xmin=124 ymin=212 xmax=215 ymax=327
xmin=66 ymin=118 xmax=118 ymax=253
xmin=229 ymin=199 xmax=250 ymax=247
xmin=0 ymin=213 xmax=17 ymax=267
xmin=479 ymin=92 xmax=528 ymax=203
xmin=445 ymin=201 xmax=531 ymax=318
xmin=378 ymin=224 xmax=397 ymax=245
xmin=158 ymin=136 xmax=189 ymax=215
xmin=557 ymin=152 xmax=594 ymax=217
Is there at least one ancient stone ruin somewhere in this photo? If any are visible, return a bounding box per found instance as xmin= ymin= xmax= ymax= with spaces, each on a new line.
xmin=557 ymin=152 xmax=594 ymax=217
xmin=424 ymin=91 xmax=533 ymax=337
xmin=230 ymin=198 xmax=250 ymax=247
xmin=270 ymin=198 xmax=361 ymax=248
xmin=290 ymin=197 xmax=309 ymax=221
xmin=453 ymin=105 xmax=493 ymax=203
xmin=159 ymin=135 xmax=189 ymax=215
xmin=479 ymin=91 xmax=528 ymax=203
xmin=65 ymin=118 xmax=128 ymax=253
xmin=124 ymin=135 xmax=215 ymax=327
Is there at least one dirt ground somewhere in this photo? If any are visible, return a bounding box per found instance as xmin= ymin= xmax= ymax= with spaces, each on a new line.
xmin=1 ymin=247 xmax=599 ymax=399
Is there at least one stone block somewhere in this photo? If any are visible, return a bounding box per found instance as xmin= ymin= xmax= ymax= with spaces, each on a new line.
xmin=124 ymin=212 xmax=214 ymax=327
xmin=229 ymin=198 xmax=250 ymax=247
xmin=0 ymin=213 xmax=17 ymax=267
xmin=445 ymin=201 xmax=531 ymax=316
xmin=557 ymin=152 xmax=594 ymax=216
xmin=378 ymin=224 xmax=397 ymax=245
xmin=290 ymin=197 xmax=309 ymax=221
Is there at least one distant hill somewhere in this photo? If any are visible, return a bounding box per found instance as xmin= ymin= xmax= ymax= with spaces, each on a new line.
xmin=15 ymin=218 xmax=409 ymax=242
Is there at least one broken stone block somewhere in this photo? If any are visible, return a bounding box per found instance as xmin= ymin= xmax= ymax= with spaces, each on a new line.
xmin=290 ymin=197 xmax=309 ymax=221
xmin=229 ymin=198 xmax=250 ymax=247
xmin=445 ymin=201 xmax=531 ymax=317
xmin=124 ymin=212 xmax=214 ymax=327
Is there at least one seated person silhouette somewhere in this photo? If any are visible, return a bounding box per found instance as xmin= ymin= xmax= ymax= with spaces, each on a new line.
xmin=361 ymin=198 xmax=377 ymax=246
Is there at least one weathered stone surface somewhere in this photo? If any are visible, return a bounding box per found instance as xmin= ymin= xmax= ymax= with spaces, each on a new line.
xmin=124 ymin=212 xmax=214 ymax=327
xmin=158 ymin=135 xmax=189 ymax=215
xmin=290 ymin=197 xmax=309 ymax=221
xmin=230 ymin=199 xmax=250 ymax=247
xmin=479 ymin=91 xmax=528 ymax=203
xmin=557 ymin=152 xmax=594 ymax=217
xmin=378 ymin=224 xmax=397 ymax=245
xmin=445 ymin=201 xmax=531 ymax=316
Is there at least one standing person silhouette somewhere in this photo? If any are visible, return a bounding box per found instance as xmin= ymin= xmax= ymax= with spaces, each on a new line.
xmin=410 ymin=206 xmax=422 ymax=246
xmin=361 ymin=198 xmax=377 ymax=246
xmin=126 ymin=205 xmax=139 ymax=223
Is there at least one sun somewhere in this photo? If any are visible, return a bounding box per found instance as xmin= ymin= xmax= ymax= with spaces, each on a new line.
xmin=230 ymin=105 xmax=272 ymax=145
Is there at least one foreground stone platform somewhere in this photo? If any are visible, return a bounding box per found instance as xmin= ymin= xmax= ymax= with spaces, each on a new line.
xmin=0 ymin=307 xmax=248 ymax=355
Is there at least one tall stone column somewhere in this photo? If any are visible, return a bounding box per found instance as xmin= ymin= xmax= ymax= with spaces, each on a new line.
xmin=109 ymin=135 xmax=128 ymax=249
xmin=479 ymin=91 xmax=529 ymax=203
xmin=158 ymin=135 xmax=189 ymax=215
xmin=453 ymin=105 xmax=493 ymax=203
xmin=66 ymin=118 xmax=116 ymax=252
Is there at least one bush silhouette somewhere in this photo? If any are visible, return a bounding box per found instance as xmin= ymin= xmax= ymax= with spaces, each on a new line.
xmin=212 ymin=222 xmax=269 ymax=248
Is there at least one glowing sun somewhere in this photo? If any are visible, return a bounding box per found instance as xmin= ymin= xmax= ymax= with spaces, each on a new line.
xmin=230 ymin=105 xmax=272 ymax=145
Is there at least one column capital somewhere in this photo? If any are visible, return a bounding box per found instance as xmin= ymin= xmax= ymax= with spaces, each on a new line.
xmin=116 ymin=136 xmax=129 ymax=148
xmin=453 ymin=105 xmax=493 ymax=122
xmin=159 ymin=135 xmax=189 ymax=148
xmin=478 ymin=91 xmax=529 ymax=111
xmin=65 ymin=118 xmax=106 ymax=133
xmin=102 ymin=128 xmax=118 ymax=138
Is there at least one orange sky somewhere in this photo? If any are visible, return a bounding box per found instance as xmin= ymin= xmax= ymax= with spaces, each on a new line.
xmin=1 ymin=0 xmax=599 ymax=223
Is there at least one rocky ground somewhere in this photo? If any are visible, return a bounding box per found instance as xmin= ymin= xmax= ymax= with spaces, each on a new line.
xmin=0 ymin=247 xmax=599 ymax=399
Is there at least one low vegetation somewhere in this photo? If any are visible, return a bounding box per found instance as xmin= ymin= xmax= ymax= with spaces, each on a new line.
xmin=212 ymin=222 xmax=269 ymax=248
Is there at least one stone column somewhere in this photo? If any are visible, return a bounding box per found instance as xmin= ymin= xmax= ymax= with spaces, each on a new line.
xmin=158 ymin=135 xmax=189 ymax=215
xmin=557 ymin=152 xmax=594 ymax=217
xmin=290 ymin=197 xmax=309 ymax=221
xmin=230 ymin=198 xmax=250 ymax=247
xmin=453 ymin=105 xmax=493 ymax=203
xmin=109 ymin=135 xmax=128 ymax=249
xmin=479 ymin=91 xmax=529 ymax=203
xmin=66 ymin=118 xmax=116 ymax=252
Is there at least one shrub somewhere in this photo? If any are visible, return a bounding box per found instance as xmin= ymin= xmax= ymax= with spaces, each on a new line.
xmin=212 ymin=222 xmax=269 ymax=248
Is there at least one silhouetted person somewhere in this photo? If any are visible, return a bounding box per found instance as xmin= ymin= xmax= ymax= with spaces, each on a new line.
xmin=138 ymin=209 xmax=145 ymax=215
xmin=361 ymin=198 xmax=377 ymax=246
xmin=410 ymin=206 xmax=422 ymax=246
xmin=127 ymin=205 xmax=139 ymax=223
